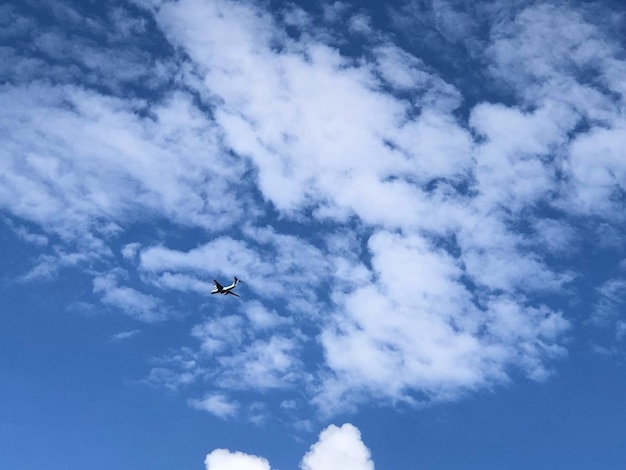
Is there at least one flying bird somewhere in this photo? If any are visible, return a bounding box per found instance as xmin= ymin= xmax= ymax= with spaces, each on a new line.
xmin=211 ymin=277 xmax=243 ymax=297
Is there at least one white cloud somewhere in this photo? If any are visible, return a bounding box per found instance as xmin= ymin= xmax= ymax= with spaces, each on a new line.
xmin=593 ymin=279 xmax=626 ymax=326
xmin=147 ymin=347 xmax=200 ymax=390
xmin=154 ymin=0 xmax=458 ymax=224
xmin=139 ymin=228 xmax=330 ymax=314
xmin=0 ymin=39 xmax=250 ymax=316
xmin=567 ymin=121 xmax=626 ymax=216
xmin=4 ymin=0 xmax=625 ymax=420
xmin=469 ymin=100 xmax=577 ymax=213
xmin=93 ymin=271 xmax=167 ymax=322
xmin=164 ymin=306 xmax=303 ymax=394
xmin=186 ymin=310 xmax=302 ymax=390
xmin=121 ymin=242 xmax=141 ymax=260
xmin=201 ymin=423 xmax=373 ymax=470
xmin=348 ymin=13 xmax=373 ymax=35
xmin=1 ymin=1 xmax=167 ymax=92
xmin=189 ymin=393 xmax=239 ymax=420
xmin=315 ymin=227 xmax=569 ymax=413
xmin=2 ymin=217 xmax=49 ymax=247
xmin=204 ymin=449 xmax=271 ymax=470
xmin=247 ymin=402 xmax=268 ymax=426
xmin=529 ymin=218 xmax=578 ymax=255
xmin=217 ymin=335 xmax=302 ymax=390
xmin=137 ymin=0 xmax=581 ymax=414
xmin=0 ymin=81 xmax=247 ymax=243
xmin=301 ymin=424 xmax=374 ymax=470
xmin=191 ymin=315 xmax=244 ymax=355
xmin=20 ymin=249 xmax=100 ymax=282
xmin=111 ymin=329 xmax=140 ymax=342
xmin=484 ymin=3 xmax=626 ymax=222
xmin=243 ymin=301 xmax=291 ymax=330
xmin=147 ymin=367 xmax=198 ymax=391
xmin=152 ymin=272 xmax=212 ymax=294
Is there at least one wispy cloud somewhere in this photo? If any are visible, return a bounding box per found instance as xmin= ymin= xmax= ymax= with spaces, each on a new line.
xmin=93 ymin=271 xmax=167 ymax=322
xmin=2 ymin=217 xmax=48 ymax=247
xmin=146 ymin=347 xmax=200 ymax=391
xmin=110 ymin=329 xmax=140 ymax=342
xmin=139 ymin=228 xmax=330 ymax=312
xmin=189 ymin=393 xmax=239 ymax=420
xmin=216 ymin=335 xmax=302 ymax=390
xmin=593 ymin=278 xmax=626 ymax=346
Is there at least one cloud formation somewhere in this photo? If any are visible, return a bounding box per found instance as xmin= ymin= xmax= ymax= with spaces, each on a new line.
xmin=189 ymin=393 xmax=240 ymax=420
xmin=3 ymin=0 xmax=626 ymax=418
xmin=139 ymin=0 xmax=580 ymax=412
xmin=301 ymin=424 xmax=374 ymax=470
xmin=203 ymin=423 xmax=373 ymax=470
xmin=205 ymin=449 xmax=271 ymax=470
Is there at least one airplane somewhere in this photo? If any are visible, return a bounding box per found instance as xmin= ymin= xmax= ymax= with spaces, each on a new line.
xmin=211 ymin=277 xmax=243 ymax=297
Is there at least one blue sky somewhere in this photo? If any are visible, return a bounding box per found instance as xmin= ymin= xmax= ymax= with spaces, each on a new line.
xmin=1 ymin=0 xmax=626 ymax=468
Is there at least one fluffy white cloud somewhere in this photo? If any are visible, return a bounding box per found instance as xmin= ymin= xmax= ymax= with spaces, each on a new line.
xmin=204 ymin=449 xmax=271 ymax=470
xmin=469 ymin=100 xmax=577 ymax=213
xmin=488 ymin=4 xmax=623 ymax=108
xmin=301 ymin=424 xmax=374 ymax=470
xmin=317 ymin=230 xmax=568 ymax=411
xmin=486 ymin=3 xmax=626 ymax=220
xmin=202 ymin=423 xmax=372 ymax=470
xmin=152 ymin=0 xmax=471 ymax=228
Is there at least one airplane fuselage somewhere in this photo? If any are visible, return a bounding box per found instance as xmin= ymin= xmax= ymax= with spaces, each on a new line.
xmin=211 ymin=277 xmax=241 ymax=297
xmin=211 ymin=284 xmax=236 ymax=294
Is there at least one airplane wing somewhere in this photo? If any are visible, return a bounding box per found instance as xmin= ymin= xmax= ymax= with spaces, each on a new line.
xmin=226 ymin=290 xmax=240 ymax=297
xmin=213 ymin=279 xmax=224 ymax=290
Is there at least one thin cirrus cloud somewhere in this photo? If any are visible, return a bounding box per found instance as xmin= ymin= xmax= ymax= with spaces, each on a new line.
xmin=110 ymin=329 xmax=141 ymax=342
xmin=189 ymin=393 xmax=240 ymax=420
xmin=2 ymin=0 xmax=625 ymax=419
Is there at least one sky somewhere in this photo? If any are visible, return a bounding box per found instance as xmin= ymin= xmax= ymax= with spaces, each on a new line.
xmin=1 ymin=0 xmax=626 ymax=468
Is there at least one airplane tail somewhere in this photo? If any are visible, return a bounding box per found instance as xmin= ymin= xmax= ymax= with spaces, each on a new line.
xmin=234 ymin=276 xmax=243 ymax=285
